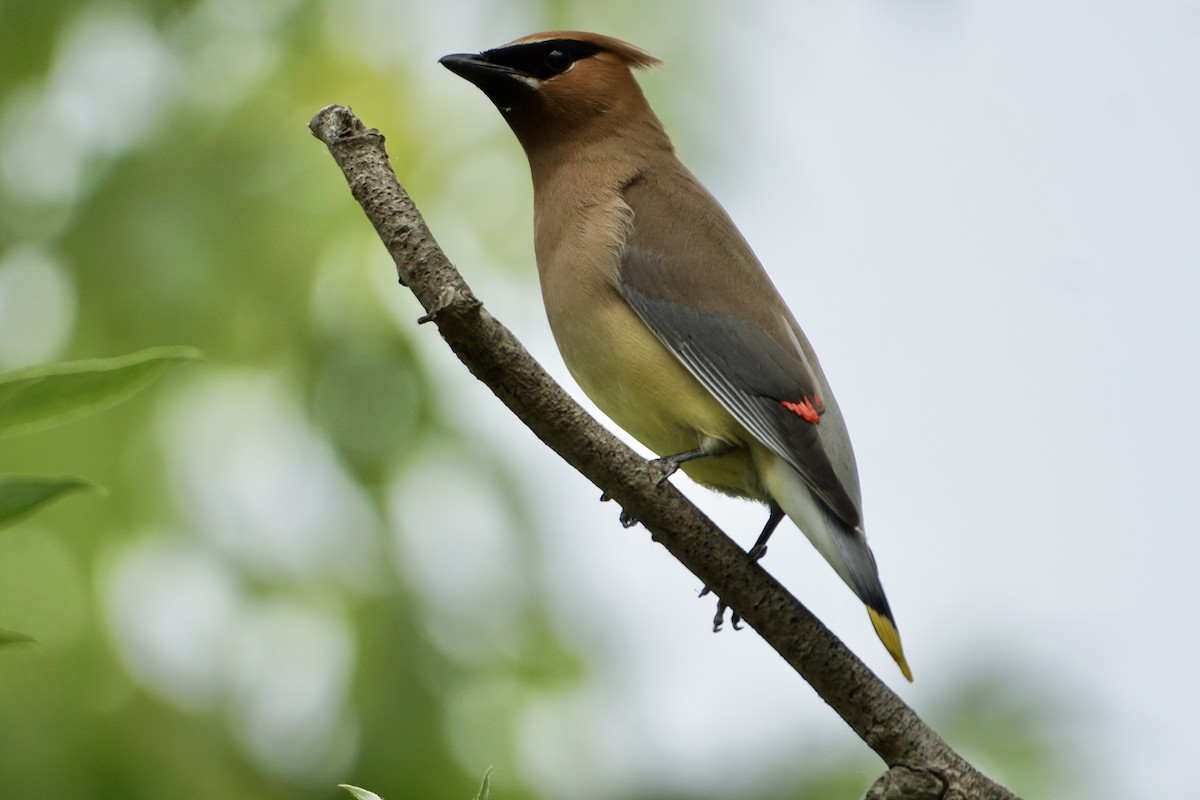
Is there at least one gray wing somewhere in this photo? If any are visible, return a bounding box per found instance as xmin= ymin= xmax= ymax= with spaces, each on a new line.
xmin=619 ymin=175 xmax=862 ymax=528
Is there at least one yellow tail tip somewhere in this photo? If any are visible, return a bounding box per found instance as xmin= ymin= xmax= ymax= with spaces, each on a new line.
xmin=867 ymin=608 xmax=913 ymax=682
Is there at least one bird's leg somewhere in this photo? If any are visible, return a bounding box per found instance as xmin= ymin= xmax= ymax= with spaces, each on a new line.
xmin=648 ymin=448 xmax=708 ymax=484
xmin=607 ymin=438 xmax=736 ymax=527
xmin=746 ymin=503 xmax=785 ymax=562
xmin=650 ymin=437 xmax=735 ymax=485
xmin=709 ymin=504 xmax=785 ymax=631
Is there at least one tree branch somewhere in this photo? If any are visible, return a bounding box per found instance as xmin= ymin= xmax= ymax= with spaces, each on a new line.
xmin=309 ymin=104 xmax=1023 ymax=800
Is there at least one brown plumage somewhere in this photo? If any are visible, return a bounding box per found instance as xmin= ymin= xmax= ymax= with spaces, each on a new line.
xmin=442 ymin=31 xmax=912 ymax=680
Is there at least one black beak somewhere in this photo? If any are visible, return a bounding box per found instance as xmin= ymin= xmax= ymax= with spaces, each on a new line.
xmin=439 ymin=53 xmax=524 ymax=84
xmin=439 ymin=53 xmax=538 ymax=111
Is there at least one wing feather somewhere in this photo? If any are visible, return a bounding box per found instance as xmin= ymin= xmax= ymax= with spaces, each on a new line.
xmin=618 ymin=177 xmax=863 ymax=528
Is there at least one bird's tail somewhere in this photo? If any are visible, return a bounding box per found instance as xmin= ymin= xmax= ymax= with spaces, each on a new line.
xmin=759 ymin=453 xmax=913 ymax=681
xmin=867 ymin=606 xmax=912 ymax=682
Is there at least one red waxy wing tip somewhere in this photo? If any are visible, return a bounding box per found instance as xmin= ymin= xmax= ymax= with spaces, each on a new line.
xmin=781 ymin=396 xmax=823 ymax=424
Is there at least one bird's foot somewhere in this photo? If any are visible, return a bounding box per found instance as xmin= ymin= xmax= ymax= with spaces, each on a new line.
xmin=701 ymin=589 xmax=743 ymax=632
xmin=648 ymin=447 xmax=712 ymax=486
xmin=701 ymin=527 xmax=776 ymax=631
xmin=599 ymin=491 xmax=639 ymax=528
xmin=647 ymin=456 xmax=681 ymax=485
xmin=746 ymin=505 xmax=784 ymax=563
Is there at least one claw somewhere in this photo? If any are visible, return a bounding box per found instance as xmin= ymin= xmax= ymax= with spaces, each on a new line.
xmin=599 ymin=491 xmax=640 ymax=527
xmin=712 ymin=599 xmax=726 ymax=632
xmin=746 ymin=543 xmax=769 ymax=562
xmin=710 ymin=598 xmax=744 ymax=631
xmin=648 ymin=456 xmax=680 ymax=485
xmin=647 ymin=446 xmax=713 ymax=487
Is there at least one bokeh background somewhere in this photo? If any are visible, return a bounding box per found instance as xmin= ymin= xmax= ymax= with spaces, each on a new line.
xmin=2 ymin=1 xmax=1196 ymax=798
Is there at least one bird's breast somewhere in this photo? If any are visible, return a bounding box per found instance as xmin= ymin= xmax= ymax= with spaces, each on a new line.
xmin=539 ymin=255 xmax=766 ymax=501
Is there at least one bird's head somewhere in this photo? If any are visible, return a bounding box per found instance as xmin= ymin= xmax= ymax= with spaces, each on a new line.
xmin=440 ymin=31 xmax=663 ymax=155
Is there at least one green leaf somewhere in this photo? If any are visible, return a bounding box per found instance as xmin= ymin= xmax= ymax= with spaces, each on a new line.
xmin=0 ymin=346 xmax=202 ymax=439
xmin=472 ymin=767 xmax=494 ymax=800
xmin=335 ymin=770 xmax=493 ymax=800
xmin=0 ymin=475 xmax=94 ymax=530
xmin=0 ymin=628 xmax=36 ymax=647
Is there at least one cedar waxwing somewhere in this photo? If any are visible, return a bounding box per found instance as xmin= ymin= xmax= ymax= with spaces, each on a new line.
xmin=441 ymin=31 xmax=912 ymax=681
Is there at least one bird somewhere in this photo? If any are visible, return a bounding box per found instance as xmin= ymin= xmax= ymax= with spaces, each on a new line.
xmin=440 ymin=31 xmax=912 ymax=681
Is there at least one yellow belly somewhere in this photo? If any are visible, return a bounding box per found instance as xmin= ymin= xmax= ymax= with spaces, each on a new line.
xmin=548 ymin=287 xmax=766 ymax=501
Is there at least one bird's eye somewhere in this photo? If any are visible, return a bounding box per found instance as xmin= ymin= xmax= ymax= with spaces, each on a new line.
xmin=544 ymin=49 xmax=572 ymax=72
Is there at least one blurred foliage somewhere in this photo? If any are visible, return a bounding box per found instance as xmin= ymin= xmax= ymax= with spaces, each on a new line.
xmin=340 ymin=784 xmax=387 ymax=800
xmin=0 ymin=346 xmax=197 ymax=645
xmin=0 ymin=474 xmax=92 ymax=531
xmin=0 ymin=1 xmax=566 ymax=798
xmin=0 ymin=2 xmax=1082 ymax=799
xmin=342 ymin=768 xmax=493 ymax=800
xmin=0 ymin=346 xmax=199 ymax=438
